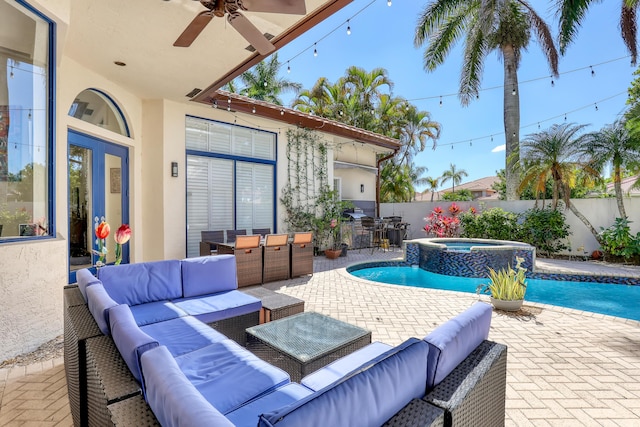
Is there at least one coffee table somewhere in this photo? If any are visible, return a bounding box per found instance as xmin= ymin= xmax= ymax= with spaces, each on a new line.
xmin=246 ymin=312 xmax=371 ymax=382
xmin=241 ymin=286 xmax=305 ymax=323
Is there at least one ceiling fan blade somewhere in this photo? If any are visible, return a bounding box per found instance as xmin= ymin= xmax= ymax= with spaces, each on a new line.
xmin=174 ymin=11 xmax=214 ymax=47
xmin=239 ymin=0 xmax=306 ymax=15
xmin=227 ymin=12 xmax=275 ymax=55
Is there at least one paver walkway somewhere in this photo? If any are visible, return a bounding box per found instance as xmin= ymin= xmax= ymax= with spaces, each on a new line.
xmin=1 ymin=249 xmax=639 ymax=426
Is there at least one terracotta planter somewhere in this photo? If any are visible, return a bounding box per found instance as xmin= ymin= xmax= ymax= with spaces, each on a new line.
xmin=490 ymin=297 xmax=523 ymax=312
xmin=324 ymin=249 xmax=341 ymax=259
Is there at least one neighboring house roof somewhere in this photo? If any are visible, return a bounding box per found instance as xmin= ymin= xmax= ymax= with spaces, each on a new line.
xmin=605 ymin=175 xmax=640 ymax=196
xmin=417 ymin=176 xmax=500 ymax=201
xmin=210 ymin=90 xmax=402 ymax=151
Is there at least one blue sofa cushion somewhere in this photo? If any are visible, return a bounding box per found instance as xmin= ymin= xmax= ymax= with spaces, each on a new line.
xmin=259 ymin=338 xmax=429 ymax=427
xmin=129 ymin=301 xmax=188 ymax=327
xmin=301 ymin=342 xmax=393 ymax=392
xmin=175 ymin=339 xmax=290 ymax=414
xmin=173 ymin=290 xmax=261 ymax=324
xmin=109 ymin=304 xmax=159 ymax=382
xmin=85 ymin=283 xmax=118 ymax=335
xmin=423 ymin=302 xmax=492 ymax=389
xmin=226 ymin=383 xmax=313 ymax=427
xmin=98 ymin=260 xmax=182 ymax=306
xmin=181 ymin=255 xmax=238 ymax=297
xmin=140 ymin=316 xmax=227 ymax=357
xmin=76 ymin=268 xmax=101 ymax=302
xmin=141 ymin=346 xmax=234 ymax=427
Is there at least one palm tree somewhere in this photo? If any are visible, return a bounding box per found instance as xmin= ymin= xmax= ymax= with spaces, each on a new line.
xmin=380 ymin=162 xmax=414 ymax=203
xmin=557 ymin=0 xmax=639 ymax=64
xmin=583 ymin=120 xmax=640 ymax=218
xmin=518 ymin=123 xmax=604 ymax=244
xmin=408 ymin=163 xmax=430 ymax=200
xmin=231 ymin=53 xmax=301 ymax=105
xmin=424 ymin=176 xmax=440 ymax=202
xmin=397 ymin=105 xmax=441 ymax=165
xmin=414 ymin=0 xmax=559 ymax=201
xmin=441 ymin=163 xmax=468 ymax=194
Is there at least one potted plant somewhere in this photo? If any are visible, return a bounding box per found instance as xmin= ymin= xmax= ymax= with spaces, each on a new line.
xmin=477 ymin=257 xmax=528 ymax=311
xmin=324 ymin=218 xmax=342 ymax=259
xmin=313 ymin=187 xmax=353 ymax=259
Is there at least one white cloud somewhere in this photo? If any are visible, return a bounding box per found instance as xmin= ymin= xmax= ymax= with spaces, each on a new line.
xmin=491 ymin=144 xmax=506 ymax=153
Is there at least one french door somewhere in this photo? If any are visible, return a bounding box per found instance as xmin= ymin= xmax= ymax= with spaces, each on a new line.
xmin=68 ymin=130 xmax=129 ymax=282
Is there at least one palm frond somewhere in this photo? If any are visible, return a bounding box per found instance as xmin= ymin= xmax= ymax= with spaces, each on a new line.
xmin=520 ymin=0 xmax=559 ymax=76
xmin=621 ymin=2 xmax=638 ymax=65
xmin=460 ymin=17 xmax=488 ymax=105
xmin=556 ymin=0 xmax=595 ymax=55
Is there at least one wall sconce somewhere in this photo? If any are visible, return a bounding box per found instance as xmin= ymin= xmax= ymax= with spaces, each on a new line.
xmin=360 ymin=184 xmax=364 ymax=193
xmin=171 ymin=161 xmax=178 ymax=177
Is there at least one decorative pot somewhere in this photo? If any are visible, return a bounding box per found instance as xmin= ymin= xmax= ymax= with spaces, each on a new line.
xmin=324 ymin=249 xmax=341 ymax=259
xmin=490 ymin=297 xmax=523 ymax=312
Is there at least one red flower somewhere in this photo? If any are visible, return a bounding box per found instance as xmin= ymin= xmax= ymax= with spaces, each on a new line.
xmin=95 ymin=221 xmax=110 ymax=239
xmin=469 ymin=207 xmax=477 ymax=214
xmin=448 ymin=203 xmax=461 ymax=215
xmin=433 ymin=206 xmax=443 ymax=215
xmin=115 ymin=224 xmax=131 ymax=244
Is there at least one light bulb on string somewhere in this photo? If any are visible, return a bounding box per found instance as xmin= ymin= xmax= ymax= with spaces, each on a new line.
xmin=387 ymin=0 xmax=392 ymax=6
xmin=252 ymin=106 xmax=256 ymax=114
xmin=451 ymin=145 xmax=453 ymax=150
xmin=595 ymin=103 xmax=598 ymax=111
xmin=346 ymin=20 xmax=351 ymax=35
xmin=469 ymin=140 xmax=472 ymax=146
xmin=10 ymin=65 xmax=14 ymax=79
xmin=439 ymin=96 xmax=443 ymax=107
xmin=550 ymin=76 xmax=555 ymax=87
xmin=263 ymin=81 xmax=267 ymax=87
xmin=512 ymin=132 xmax=516 ymax=138
xmin=313 ymin=43 xmax=318 ymax=57
xmin=28 ymin=110 xmax=32 ymax=120
xmin=538 ymin=122 xmax=541 ymax=129
xmin=490 ymin=135 xmax=493 ymax=142
xmin=212 ymin=100 xmax=218 ymax=109
xmin=280 ymin=109 xmax=284 ymax=116
xmin=590 ymin=66 xmax=595 ymax=77
xmin=511 ymin=86 xmax=516 ymax=96
xmin=564 ymin=113 xmax=567 ymax=121
xmin=287 ymin=62 xmax=291 ymax=73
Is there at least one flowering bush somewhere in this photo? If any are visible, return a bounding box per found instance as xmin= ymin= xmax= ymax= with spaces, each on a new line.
xmin=423 ymin=204 xmax=462 ymax=237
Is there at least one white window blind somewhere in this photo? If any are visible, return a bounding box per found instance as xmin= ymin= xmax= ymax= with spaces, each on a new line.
xmin=236 ymin=162 xmax=274 ymax=232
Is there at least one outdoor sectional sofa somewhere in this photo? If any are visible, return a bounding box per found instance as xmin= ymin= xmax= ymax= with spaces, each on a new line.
xmin=64 ymin=255 xmax=507 ymax=427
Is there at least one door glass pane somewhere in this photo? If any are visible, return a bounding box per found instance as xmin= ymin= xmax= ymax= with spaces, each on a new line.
xmin=104 ymin=153 xmax=122 ymax=265
xmin=69 ymin=145 xmax=92 ymax=271
xmin=236 ymin=162 xmax=273 ymax=232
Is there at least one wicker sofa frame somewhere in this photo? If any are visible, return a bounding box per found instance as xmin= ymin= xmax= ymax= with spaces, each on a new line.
xmin=65 ymin=283 xmax=507 ymax=427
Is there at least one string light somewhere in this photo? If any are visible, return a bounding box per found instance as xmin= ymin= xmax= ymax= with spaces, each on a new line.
xmin=469 ymin=140 xmax=472 ymax=146
xmin=512 ymin=132 xmax=516 ymax=137
xmin=490 ymin=135 xmax=493 ymax=142
xmin=280 ymin=109 xmax=284 ymax=116
xmin=263 ymin=81 xmax=267 ymax=87
xmin=550 ymin=76 xmax=555 ymax=87
xmin=346 ymin=20 xmax=351 ymax=35
xmin=590 ymin=66 xmax=595 ymax=77
xmin=511 ymin=86 xmax=516 ymax=96
xmin=387 ymin=0 xmax=392 ymax=5
xmin=287 ymin=62 xmax=291 ymax=73
xmin=439 ymin=96 xmax=443 ymax=107
xmin=313 ymin=43 xmax=318 ymax=57
xmin=212 ymin=100 xmax=218 ymax=109
xmin=538 ymin=122 xmax=541 ymax=129
xmin=10 ymin=65 xmax=14 ymax=79
xmin=564 ymin=113 xmax=567 ymax=121
xmin=252 ymin=106 xmax=256 ymax=114
xmin=594 ymin=103 xmax=598 ymax=111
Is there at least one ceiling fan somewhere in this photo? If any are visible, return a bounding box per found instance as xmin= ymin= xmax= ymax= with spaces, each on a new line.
xmin=174 ymin=0 xmax=306 ymax=55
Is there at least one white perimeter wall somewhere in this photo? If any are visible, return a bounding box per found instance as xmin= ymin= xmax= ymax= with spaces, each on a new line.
xmin=381 ymin=198 xmax=640 ymax=255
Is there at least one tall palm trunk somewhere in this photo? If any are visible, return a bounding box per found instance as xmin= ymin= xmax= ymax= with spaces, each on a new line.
xmin=613 ymin=164 xmax=627 ymax=218
xmin=503 ymin=45 xmax=520 ymax=201
xmin=567 ymin=202 xmax=605 ymax=246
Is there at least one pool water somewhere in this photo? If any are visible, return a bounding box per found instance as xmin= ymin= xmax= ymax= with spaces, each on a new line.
xmin=442 ymin=242 xmax=494 ymax=252
xmin=350 ymin=266 xmax=640 ymax=321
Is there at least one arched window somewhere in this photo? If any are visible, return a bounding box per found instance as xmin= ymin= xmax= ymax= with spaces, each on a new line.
xmin=68 ymin=89 xmax=129 ymax=137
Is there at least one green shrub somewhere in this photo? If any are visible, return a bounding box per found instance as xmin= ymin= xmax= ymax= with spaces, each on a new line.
xmin=459 ymin=207 xmax=519 ymax=241
xmin=477 ymin=257 xmax=527 ymax=300
xmin=599 ymin=217 xmax=640 ymax=259
xmin=441 ymin=189 xmax=472 ymax=201
xmin=519 ymin=207 xmax=570 ymax=257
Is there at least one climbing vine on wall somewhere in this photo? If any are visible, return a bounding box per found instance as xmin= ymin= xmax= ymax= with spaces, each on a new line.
xmin=280 ymin=128 xmax=329 ymax=235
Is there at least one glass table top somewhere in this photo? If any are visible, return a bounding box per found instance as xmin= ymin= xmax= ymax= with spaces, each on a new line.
xmin=246 ymin=312 xmax=370 ymax=363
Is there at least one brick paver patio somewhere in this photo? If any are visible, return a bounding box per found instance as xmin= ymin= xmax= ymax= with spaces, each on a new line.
xmin=1 ymin=248 xmax=639 ymax=426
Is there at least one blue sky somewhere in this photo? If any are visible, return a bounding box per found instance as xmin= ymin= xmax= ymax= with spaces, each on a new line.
xmin=275 ymin=0 xmax=635 ymax=190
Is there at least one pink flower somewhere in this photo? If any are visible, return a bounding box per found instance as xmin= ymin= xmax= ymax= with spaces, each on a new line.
xmin=330 ymin=219 xmax=338 ymax=228
xmin=433 ymin=206 xmax=443 ymax=215
xmin=448 ymin=203 xmax=461 ymax=215
xmin=115 ymin=224 xmax=131 ymax=244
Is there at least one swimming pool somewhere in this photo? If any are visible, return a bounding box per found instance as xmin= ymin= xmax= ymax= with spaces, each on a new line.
xmin=349 ymin=265 xmax=640 ymax=321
